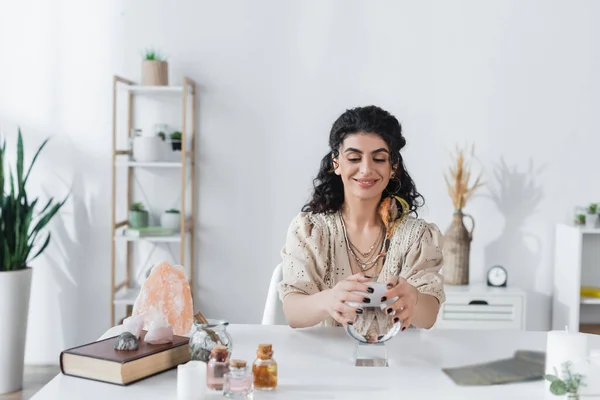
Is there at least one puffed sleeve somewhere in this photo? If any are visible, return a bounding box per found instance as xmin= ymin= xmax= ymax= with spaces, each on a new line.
xmin=400 ymin=222 xmax=446 ymax=305
xmin=277 ymin=212 xmax=328 ymax=301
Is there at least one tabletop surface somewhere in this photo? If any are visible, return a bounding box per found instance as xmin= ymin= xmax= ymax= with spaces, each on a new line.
xmin=32 ymin=324 xmax=600 ymax=400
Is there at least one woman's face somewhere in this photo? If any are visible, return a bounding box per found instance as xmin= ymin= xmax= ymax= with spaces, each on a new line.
xmin=333 ymin=133 xmax=394 ymax=202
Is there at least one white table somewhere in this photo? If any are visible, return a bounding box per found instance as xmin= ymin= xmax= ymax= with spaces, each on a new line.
xmin=32 ymin=324 xmax=600 ymax=400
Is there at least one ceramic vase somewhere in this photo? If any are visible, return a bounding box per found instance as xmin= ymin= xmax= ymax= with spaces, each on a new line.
xmin=0 ymin=268 xmax=32 ymax=394
xmin=442 ymin=210 xmax=474 ymax=285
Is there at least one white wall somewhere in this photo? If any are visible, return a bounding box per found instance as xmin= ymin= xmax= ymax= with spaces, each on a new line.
xmin=1 ymin=0 xmax=599 ymax=364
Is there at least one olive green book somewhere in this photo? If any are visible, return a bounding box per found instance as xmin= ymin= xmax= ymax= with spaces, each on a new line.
xmin=442 ymin=350 xmax=546 ymax=386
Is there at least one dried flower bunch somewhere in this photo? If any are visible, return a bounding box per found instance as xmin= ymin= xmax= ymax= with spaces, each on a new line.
xmin=444 ymin=144 xmax=484 ymax=211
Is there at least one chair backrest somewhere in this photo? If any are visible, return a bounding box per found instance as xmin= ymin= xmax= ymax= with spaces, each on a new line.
xmin=261 ymin=263 xmax=288 ymax=325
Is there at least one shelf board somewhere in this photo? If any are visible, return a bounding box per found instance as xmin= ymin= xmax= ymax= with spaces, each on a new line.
xmin=114 ymin=233 xmax=184 ymax=242
xmin=120 ymin=85 xmax=183 ymax=94
xmin=116 ymin=161 xmax=183 ymax=168
xmin=114 ymin=287 xmax=140 ymax=305
xmin=579 ymin=227 xmax=600 ymax=234
xmin=560 ymin=224 xmax=600 ymax=234
xmin=581 ymin=296 xmax=600 ymax=305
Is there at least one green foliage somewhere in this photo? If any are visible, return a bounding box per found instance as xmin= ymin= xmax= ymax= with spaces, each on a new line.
xmin=544 ymin=361 xmax=586 ymax=396
xmin=0 ymin=128 xmax=68 ymax=271
xmin=576 ymin=214 xmax=586 ymax=225
xmin=143 ymin=48 xmax=166 ymax=61
xmin=157 ymin=132 xmax=166 ymax=141
xmin=165 ymin=208 xmax=179 ymax=214
xmin=130 ymin=202 xmax=146 ymax=212
xmin=587 ymin=203 xmax=598 ymax=214
xmin=170 ymin=131 xmax=182 ymax=141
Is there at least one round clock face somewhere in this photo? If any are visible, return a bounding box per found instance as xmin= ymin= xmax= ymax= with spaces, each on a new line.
xmin=488 ymin=266 xmax=507 ymax=286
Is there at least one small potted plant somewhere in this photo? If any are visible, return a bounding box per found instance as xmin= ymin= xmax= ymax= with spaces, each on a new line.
xmin=161 ymin=208 xmax=181 ymax=230
xmin=586 ymin=203 xmax=598 ymax=229
xmin=544 ymin=361 xmax=586 ymax=399
xmin=575 ymin=213 xmax=586 ymax=226
xmin=129 ymin=202 xmax=149 ymax=228
xmin=141 ymin=48 xmax=168 ymax=86
xmin=131 ymin=129 xmax=164 ymax=162
xmin=170 ymin=131 xmax=182 ymax=151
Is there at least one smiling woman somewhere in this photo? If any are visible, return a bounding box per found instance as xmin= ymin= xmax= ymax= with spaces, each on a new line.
xmin=277 ymin=105 xmax=446 ymax=341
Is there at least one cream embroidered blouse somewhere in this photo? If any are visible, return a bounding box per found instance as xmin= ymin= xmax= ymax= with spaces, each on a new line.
xmin=277 ymin=211 xmax=446 ymax=330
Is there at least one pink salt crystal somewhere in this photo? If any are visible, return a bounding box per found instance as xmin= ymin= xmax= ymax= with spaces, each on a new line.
xmin=131 ymin=262 xmax=194 ymax=336
xmin=144 ymin=325 xmax=174 ymax=345
xmin=123 ymin=314 xmax=144 ymax=339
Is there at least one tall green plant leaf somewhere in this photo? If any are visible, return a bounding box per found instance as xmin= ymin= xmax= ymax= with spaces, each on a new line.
xmin=0 ymin=128 xmax=68 ymax=271
xmin=28 ymin=233 xmax=51 ymax=263
xmin=23 ymin=138 xmax=49 ymax=186
xmin=0 ymin=139 xmax=5 ymax=205
xmin=16 ymin=129 xmax=24 ymax=198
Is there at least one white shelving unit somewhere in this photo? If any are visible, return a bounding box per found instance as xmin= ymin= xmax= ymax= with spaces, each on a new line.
xmin=552 ymin=223 xmax=600 ymax=334
xmin=110 ymin=75 xmax=197 ymax=327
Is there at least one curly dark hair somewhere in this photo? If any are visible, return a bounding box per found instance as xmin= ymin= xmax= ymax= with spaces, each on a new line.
xmin=302 ymin=105 xmax=424 ymax=216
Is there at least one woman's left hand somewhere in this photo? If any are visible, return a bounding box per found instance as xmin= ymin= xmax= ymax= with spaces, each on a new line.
xmin=381 ymin=276 xmax=419 ymax=331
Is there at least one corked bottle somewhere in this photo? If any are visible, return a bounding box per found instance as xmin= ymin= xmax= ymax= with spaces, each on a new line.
xmin=252 ymin=344 xmax=277 ymax=390
xmin=207 ymin=344 xmax=230 ymax=390
xmin=223 ymin=359 xmax=253 ymax=398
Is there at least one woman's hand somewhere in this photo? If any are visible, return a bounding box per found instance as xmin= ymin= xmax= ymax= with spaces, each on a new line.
xmin=322 ymin=273 xmax=374 ymax=326
xmin=381 ymin=276 xmax=419 ymax=331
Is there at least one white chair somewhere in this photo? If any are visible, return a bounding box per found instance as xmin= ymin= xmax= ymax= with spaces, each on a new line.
xmin=261 ymin=263 xmax=288 ymax=325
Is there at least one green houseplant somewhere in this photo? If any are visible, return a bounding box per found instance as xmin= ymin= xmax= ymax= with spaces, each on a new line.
xmin=586 ymin=202 xmax=599 ymax=229
xmin=544 ymin=361 xmax=586 ymax=399
xmin=170 ymin=131 xmax=182 ymax=151
xmin=0 ymin=128 xmax=67 ymax=394
xmin=141 ymin=48 xmax=168 ymax=86
xmin=160 ymin=208 xmax=180 ymax=230
xmin=129 ymin=202 xmax=149 ymax=228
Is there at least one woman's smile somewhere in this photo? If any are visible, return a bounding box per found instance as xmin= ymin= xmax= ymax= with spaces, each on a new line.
xmin=352 ymin=178 xmax=380 ymax=189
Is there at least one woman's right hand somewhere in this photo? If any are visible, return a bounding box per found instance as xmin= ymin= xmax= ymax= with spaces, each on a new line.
xmin=322 ymin=273 xmax=374 ymax=326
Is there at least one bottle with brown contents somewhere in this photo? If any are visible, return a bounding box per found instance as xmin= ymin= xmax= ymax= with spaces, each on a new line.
xmin=252 ymin=344 xmax=277 ymax=390
xmin=207 ymin=344 xmax=230 ymax=390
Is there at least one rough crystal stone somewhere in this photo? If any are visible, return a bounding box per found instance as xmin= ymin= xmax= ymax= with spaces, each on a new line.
xmin=114 ymin=332 xmax=139 ymax=351
xmin=123 ymin=314 xmax=144 ymax=339
xmin=131 ymin=262 xmax=194 ymax=336
xmin=144 ymin=324 xmax=174 ymax=345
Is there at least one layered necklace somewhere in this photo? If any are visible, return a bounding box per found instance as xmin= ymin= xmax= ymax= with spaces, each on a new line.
xmin=339 ymin=211 xmax=387 ymax=272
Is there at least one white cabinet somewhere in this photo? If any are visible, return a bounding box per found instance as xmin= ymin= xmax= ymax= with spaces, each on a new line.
xmin=434 ymin=284 xmax=527 ymax=330
xmin=552 ymin=224 xmax=600 ymax=334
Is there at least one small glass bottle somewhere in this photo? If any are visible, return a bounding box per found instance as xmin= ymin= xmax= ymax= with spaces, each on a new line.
xmin=223 ymin=359 xmax=253 ymax=399
xmin=252 ymin=344 xmax=277 ymax=391
xmin=206 ymin=344 xmax=229 ymax=390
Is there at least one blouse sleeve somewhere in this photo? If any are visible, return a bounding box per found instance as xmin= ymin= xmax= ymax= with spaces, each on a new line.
xmin=400 ymin=222 xmax=446 ymax=305
xmin=277 ymin=213 xmax=328 ymax=301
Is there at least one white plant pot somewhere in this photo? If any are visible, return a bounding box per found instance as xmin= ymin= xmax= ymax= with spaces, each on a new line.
xmin=161 ymin=212 xmax=181 ymax=230
xmin=586 ymin=214 xmax=599 ymax=229
xmin=0 ymin=268 xmax=32 ymax=394
xmin=132 ymin=136 xmax=163 ymax=162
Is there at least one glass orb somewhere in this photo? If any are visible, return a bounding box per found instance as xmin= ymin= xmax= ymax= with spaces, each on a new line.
xmin=345 ymin=308 xmax=402 ymax=344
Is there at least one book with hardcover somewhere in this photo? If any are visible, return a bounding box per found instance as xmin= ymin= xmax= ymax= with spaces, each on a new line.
xmin=60 ymin=330 xmax=190 ymax=385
